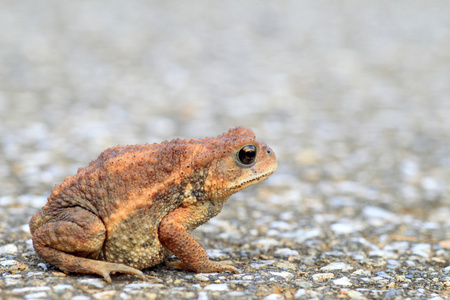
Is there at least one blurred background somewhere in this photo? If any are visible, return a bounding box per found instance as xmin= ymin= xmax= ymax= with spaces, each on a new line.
xmin=1 ymin=0 xmax=450 ymax=221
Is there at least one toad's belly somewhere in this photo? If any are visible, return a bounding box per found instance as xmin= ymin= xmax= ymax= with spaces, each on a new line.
xmin=100 ymin=214 xmax=171 ymax=269
xmin=102 ymin=234 xmax=171 ymax=269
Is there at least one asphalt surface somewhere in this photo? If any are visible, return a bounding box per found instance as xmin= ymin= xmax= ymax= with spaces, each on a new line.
xmin=1 ymin=1 xmax=450 ymax=299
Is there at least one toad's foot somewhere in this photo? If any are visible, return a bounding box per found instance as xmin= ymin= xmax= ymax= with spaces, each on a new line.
xmin=34 ymin=242 xmax=146 ymax=283
xmin=168 ymin=260 xmax=238 ymax=274
xmin=78 ymin=260 xmax=147 ymax=283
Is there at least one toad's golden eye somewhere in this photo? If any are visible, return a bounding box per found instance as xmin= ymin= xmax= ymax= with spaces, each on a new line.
xmin=237 ymin=145 xmax=257 ymax=165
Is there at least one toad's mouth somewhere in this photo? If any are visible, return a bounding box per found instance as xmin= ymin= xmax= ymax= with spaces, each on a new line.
xmin=230 ymin=170 xmax=275 ymax=191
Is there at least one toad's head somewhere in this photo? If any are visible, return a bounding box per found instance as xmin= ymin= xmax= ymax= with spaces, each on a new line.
xmin=196 ymin=127 xmax=277 ymax=201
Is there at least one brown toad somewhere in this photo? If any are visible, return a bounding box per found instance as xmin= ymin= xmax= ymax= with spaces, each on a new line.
xmin=30 ymin=127 xmax=277 ymax=282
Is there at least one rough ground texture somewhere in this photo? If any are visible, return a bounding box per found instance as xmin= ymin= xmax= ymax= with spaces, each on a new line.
xmin=1 ymin=1 xmax=450 ymax=299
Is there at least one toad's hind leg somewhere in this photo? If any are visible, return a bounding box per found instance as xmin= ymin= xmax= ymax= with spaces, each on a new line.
xmin=31 ymin=207 xmax=145 ymax=283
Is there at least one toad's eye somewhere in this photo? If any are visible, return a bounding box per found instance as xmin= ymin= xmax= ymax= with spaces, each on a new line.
xmin=237 ymin=145 xmax=257 ymax=165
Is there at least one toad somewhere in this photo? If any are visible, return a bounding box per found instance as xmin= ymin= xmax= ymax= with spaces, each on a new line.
xmin=30 ymin=127 xmax=277 ymax=282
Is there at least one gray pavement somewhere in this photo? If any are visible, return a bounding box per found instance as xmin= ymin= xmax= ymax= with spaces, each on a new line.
xmin=1 ymin=1 xmax=450 ymax=299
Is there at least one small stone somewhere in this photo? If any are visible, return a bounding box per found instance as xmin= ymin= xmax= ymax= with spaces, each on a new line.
xmin=124 ymin=282 xmax=164 ymax=289
xmin=274 ymin=248 xmax=299 ymax=258
xmin=53 ymin=284 xmax=74 ymax=293
xmin=368 ymin=249 xmax=397 ymax=259
xmin=303 ymin=257 xmax=316 ymax=266
xmin=11 ymin=287 xmax=51 ymax=294
xmin=197 ymin=292 xmax=208 ymax=300
xmin=312 ymin=273 xmax=334 ymax=281
xmin=295 ymin=149 xmax=320 ymax=165
xmin=20 ymin=224 xmax=30 ymax=233
xmin=270 ymin=221 xmax=294 ymax=230
xmin=26 ymin=272 xmax=44 ymax=277
xmin=352 ymin=254 xmax=365 ymax=261
xmin=294 ymin=280 xmax=313 ymax=288
xmin=295 ymin=289 xmax=306 ymax=297
xmin=421 ymin=177 xmax=440 ymax=190
xmin=375 ymin=271 xmax=392 ymax=279
xmin=71 ymin=296 xmax=90 ymax=300
xmin=352 ymin=237 xmax=379 ymax=250
xmin=204 ymin=283 xmax=228 ymax=291
xmin=395 ymin=275 xmax=410 ymax=283
xmin=78 ymin=279 xmax=105 ymax=289
xmin=17 ymin=195 xmax=47 ymax=208
xmin=372 ymin=277 xmax=389 ymax=284
xmin=384 ymin=241 xmax=409 ymax=252
xmin=24 ymin=292 xmax=48 ymax=299
xmin=279 ymin=228 xmax=321 ymax=243
xmin=351 ymin=269 xmax=371 ymax=276
xmin=228 ymin=291 xmax=245 ymax=297
xmin=331 ymin=223 xmax=357 ymax=235
xmin=263 ymin=294 xmax=284 ymax=300
xmin=37 ymin=263 xmax=48 ymax=270
xmin=195 ymin=274 xmax=209 ymax=282
xmin=0 ymin=260 xmax=19 ymax=266
xmin=0 ymin=243 xmax=18 ymax=255
xmin=422 ymin=222 xmax=439 ymax=230
xmin=385 ymin=289 xmax=400 ymax=298
xmin=250 ymin=260 xmax=275 ymax=269
xmin=320 ymin=262 xmax=353 ymax=272
xmin=251 ymin=238 xmax=280 ymax=249
xmin=333 ymin=276 xmax=352 ymax=286
xmin=5 ymin=278 xmax=22 ymax=287
xmin=93 ymin=291 xmax=118 ymax=299
xmin=119 ymin=292 xmax=131 ymax=299
xmin=346 ymin=290 xmax=365 ymax=299
xmin=387 ymin=259 xmax=400 ymax=268
xmin=362 ymin=206 xmax=395 ymax=220
xmin=406 ymin=259 xmax=416 ymax=267
xmin=328 ymin=196 xmax=355 ymax=207
xmin=401 ymin=159 xmax=419 ymax=178
xmin=4 ymin=274 xmax=22 ymax=279
xmin=433 ymin=257 xmax=446 ymax=264
xmin=276 ymin=261 xmax=297 ymax=270
xmin=0 ymin=196 xmax=14 ymax=205
xmin=411 ymin=243 xmax=431 ymax=258
xmin=206 ymin=249 xmax=228 ymax=259
xmin=439 ymin=240 xmax=450 ymax=249
xmin=270 ymin=271 xmax=294 ymax=281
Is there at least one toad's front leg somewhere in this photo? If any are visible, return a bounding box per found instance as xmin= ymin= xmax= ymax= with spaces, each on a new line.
xmin=158 ymin=206 xmax=238 ymax=274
